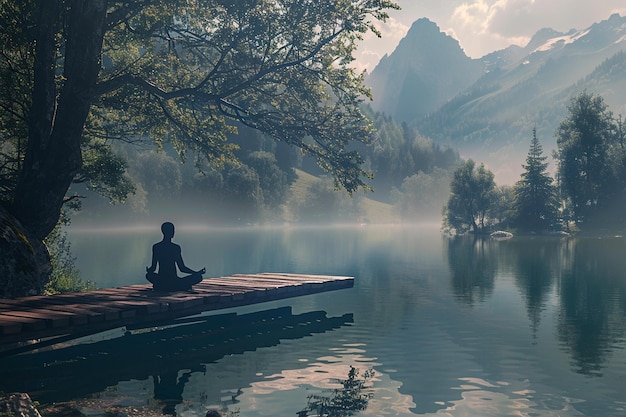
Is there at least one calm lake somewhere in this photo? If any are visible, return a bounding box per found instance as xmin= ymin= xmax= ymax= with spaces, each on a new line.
xmin=2 ymin=224 xmax=626 ymax=416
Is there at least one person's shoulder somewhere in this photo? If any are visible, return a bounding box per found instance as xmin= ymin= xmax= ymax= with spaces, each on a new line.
xmin=162 ymin=241 xmax=181 ymax=251
xmin=153 ymin=241 xmax=173 ymax=250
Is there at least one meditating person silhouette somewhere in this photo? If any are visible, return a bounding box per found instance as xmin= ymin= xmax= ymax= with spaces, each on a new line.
xmin=146 ymin=222 xmax=205 ymax=291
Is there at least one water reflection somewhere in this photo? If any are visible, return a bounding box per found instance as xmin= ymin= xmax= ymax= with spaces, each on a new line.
xmin=0 ymin=307 xmax=353 ymax=414
xmin=556 ymin=237 xmax=626 ymax=376
xmin=153 ymin=370 xmax=192 ymax=415
xmin=45 ymin=226 xmax=626 ymax=416
xmin=445 ymin=236 xmax=496 ymax=304
xmin=507 ymin=237 xmax=560 ymax=337
xmin=446 ymin=235 xmax=626 ymax=378
xmin=297 ymin=366 xmax=374 ymax=417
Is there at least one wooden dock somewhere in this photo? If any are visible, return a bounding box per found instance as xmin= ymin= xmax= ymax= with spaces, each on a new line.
xmin=0 ymin=273 xmax=354 ymax=353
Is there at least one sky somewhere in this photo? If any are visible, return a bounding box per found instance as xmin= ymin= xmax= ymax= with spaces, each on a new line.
xmin=354 ymin=0 xmax=626 ymax=72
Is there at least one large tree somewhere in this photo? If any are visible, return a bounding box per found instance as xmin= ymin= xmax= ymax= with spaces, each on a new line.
xmin=0 ymin=0 xmax=399 ymax=296
xmin=513 ymin=127 xmax=558 ymax=232
xmin=442 ymin=159 xmax=497 ymax=235
xmin=554 ymin=91 xmax=615 ymax=227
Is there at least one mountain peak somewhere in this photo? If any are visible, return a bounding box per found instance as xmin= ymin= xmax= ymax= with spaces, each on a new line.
xmin=366 ymin=17 xmax=483 ymax=123
xmin=409 ymin=17 xmax=441 ymax=33
xmin=524 ymin=13 xmax=626 ymax=55
xmin=525 ymin=27 xmax=564 ymax=51
xmin=400 ymin=18 xmax=465 ymax=56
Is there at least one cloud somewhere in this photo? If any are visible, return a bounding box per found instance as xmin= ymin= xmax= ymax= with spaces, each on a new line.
xmin=353 ymin=17 xmax=409 ymax=72
xmin=443 ymin=26 xmax=460 ymax=42
xmin=372 ymin=16 xmax=410 ymax=48
xmin=451 ymin=0 xmax=491 ymax=33
xmin=450 ymin=0 xmax=519 ymax=55
xmin=451 ymin=0 xmax=539 ymax=38
xmin=353 ymin=50 xmax=384 ymax=73
xmin=356 ymin=0 xmax=626 ymax=68
xmin=451 ymin=0 xmax=626 ymax=56
xmin=486 ymin=0 xmax=536 ymax=37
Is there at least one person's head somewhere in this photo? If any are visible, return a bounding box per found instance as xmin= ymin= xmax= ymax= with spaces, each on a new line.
xmin=205 ymin=410 xmax=224 ymax=417
xmin=161 ymin=222 xmax=175 ymax=239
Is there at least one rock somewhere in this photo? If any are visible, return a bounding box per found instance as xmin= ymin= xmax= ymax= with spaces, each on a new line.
xmin=0 ymin=392 xmax=43 ymax=417
xmin=77 ymin=407 xmax=109 ymax=417
xmin=0 ymin=204 xmax=52 ymax=298
xmin=490 ymin=230 xmax=513 ymax=240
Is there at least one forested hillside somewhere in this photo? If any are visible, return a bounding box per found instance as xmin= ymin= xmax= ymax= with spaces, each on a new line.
xmin=74 ymin=111 xmax=460 ymax=226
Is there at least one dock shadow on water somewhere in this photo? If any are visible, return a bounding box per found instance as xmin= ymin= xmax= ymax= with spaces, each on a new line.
xmin=0 ymin=306 xmax=353 ymax=415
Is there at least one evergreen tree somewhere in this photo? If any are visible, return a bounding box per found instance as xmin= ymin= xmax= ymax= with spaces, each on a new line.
xmin=514 ymin=128 xmax=558 ymax=232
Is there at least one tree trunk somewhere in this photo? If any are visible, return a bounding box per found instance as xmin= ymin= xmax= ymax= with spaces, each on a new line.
xmin=0 ymin=204 xmax=52 ymax=298
xmin=11 ymin=0 xmax=108 ymax=240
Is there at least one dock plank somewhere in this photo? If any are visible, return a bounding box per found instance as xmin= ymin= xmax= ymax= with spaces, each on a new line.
xmin=0 ymin=272 xmax=353 ymax=352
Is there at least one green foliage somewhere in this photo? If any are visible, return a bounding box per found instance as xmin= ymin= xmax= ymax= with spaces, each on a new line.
xmin=77 ymin=139 xmax=136 ymax=204
xmin=43 ymin=225 xmax=94 ymax=295
xmin=442 ymin=159 xmax=497 ymax=235
xmin=391 ymin=167 xmax=452 ymax=220
xmin=0 ymin=0 xmax=33 ymax=204
xmin=298 ymin=366 xmax=375 ymax=417
xmin=89 ymin=0 xmax=400 ymax=193
xmin=0 ymin=1 xmax=135 ymax=208
xmin=513 ymin=128 xmax=558 ymax=232
xmin=244 ymin=151 xmax=291 ymax=210
xmin=222 ymin=163 xmax=264 ymax=222
xmin=364 ymin=109 xmax=460 ymax=196
xmin=80 ymin=103 xmax=461 ymax=224
xmin=554 ymin=91 xmax=626 ymax=228
xmin=129 ymin=150 xmax=184 ymax=200
xmin=0 ymin=0 xmax=400 ymax=242
xmin=291 ymin=176 xmax=363 ymax=223
xmin=491 ymin=185 xmax=516 ymax=229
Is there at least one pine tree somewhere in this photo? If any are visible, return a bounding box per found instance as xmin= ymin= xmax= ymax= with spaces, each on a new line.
xmin=514 ymin=128 xmax=558 ymax=232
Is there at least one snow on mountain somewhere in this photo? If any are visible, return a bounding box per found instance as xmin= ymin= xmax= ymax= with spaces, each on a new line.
xmin=532 ymin=29 xmax=590 ymax=53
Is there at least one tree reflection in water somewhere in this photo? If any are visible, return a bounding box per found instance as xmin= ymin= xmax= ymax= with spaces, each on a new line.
xmin=507 ymin=237 xmax=559 ymax=338
xmin=297 ymin=366 xmax=374 ymax=417
xmin=445 ymin=236 xmax=497 ymax=304
xmin=445 ymin=234 xmax=626 ymax=377
xmin=557 ymin=237 xmax=626 ymax=376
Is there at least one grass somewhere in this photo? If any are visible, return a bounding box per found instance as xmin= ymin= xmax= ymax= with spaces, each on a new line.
xmin=360 ymin=196 xmax=395 ymax=223
xmin=287 ymin=169 xmax=396 ymax=224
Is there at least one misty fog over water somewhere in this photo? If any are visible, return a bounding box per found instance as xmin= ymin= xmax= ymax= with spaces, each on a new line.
xmin=3 ymin=224 xmax=623 ymax=417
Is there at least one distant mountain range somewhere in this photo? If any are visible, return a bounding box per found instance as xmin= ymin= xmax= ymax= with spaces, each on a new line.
xmin=366 ymin=13 xmax=626 ymax=182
